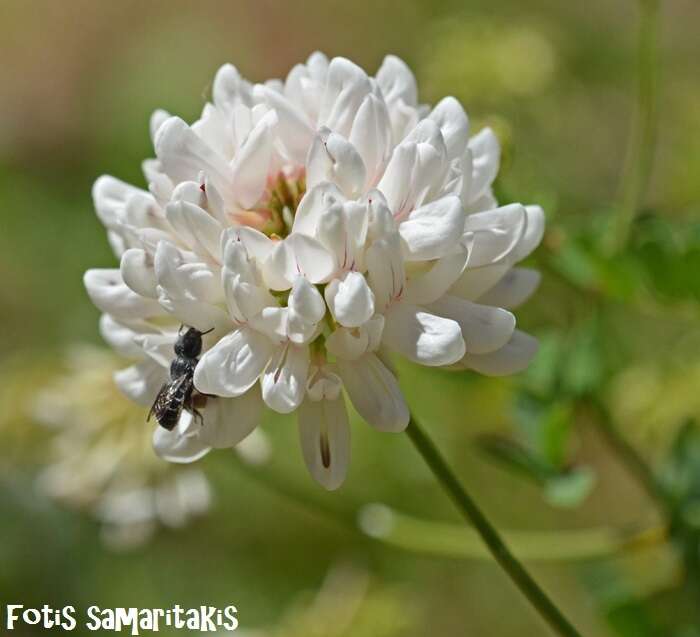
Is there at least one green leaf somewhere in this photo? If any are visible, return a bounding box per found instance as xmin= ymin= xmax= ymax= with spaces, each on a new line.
xmin=544 ymin=466 xmax=595 ymax=508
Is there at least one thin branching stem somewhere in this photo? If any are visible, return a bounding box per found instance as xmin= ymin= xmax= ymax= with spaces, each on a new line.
xmin=406 ymin=416 xmax=583 ymax=637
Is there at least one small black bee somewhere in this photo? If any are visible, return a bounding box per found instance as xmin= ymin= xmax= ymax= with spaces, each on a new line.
xmin=148 ymin=326 xmax=213 ymax=430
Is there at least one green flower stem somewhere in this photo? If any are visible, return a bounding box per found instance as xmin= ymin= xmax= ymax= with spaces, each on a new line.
xmin=609 ymin=0 xmax=661 ymax=254
xmin=360 ymin=502 xmax=667 ymax=562
xmin=405 ymin=416 xmax=583 ymax=637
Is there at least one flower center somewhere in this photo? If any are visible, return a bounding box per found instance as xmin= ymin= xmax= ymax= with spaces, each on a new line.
xmin=255 ymin=170 xmax=306 ymax=238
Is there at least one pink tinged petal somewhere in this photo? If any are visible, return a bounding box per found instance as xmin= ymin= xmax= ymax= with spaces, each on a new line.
xmin=325 ymin=315 xmax=385 ymax=360
xmin=306 ymin=128 xmax=366 ymax=199
xmin=376 ymin=55 xmax=418 ymax=106
xmin=194 ymin=327 xmax=274 ymax=397
xmin=154 ymin=117 xmax=232 ymax=197
xmin=468 ymin=127 xmax=500 ymax=202
xmin=318 ymin=57 xmax=372 ymax=137
xmin=253 ymin=84 xmax=313 ymax=164
xmin=298 ymin=393 xmax=350 ymax=490
xmin=461 ymin=330 xmax=539 ymax=376
xmin=463 ymin=204 xmax=528 ymax=267
xmin=349 ymin=93 xmax=392 ymax=188
xmin=428 ymin=296 xmax=515 ymax=355
xmin=84 ymin=269 xmax=163 ymax=320
xmin=120 ymin=248 xmax=158 ymax=298
xmin=230 ymin=110 xmax=277 ymax=208
xmin=476 ymin=268 xmax=541 ymax=309
xmin=198 ymin=388 xmax=263 ymax=449
xmin=511 ymin=205 xmax=546 ymax=262
xmin=428 ymin=97 xmax=470 ymax=160
xmin=153 ymin=425 xmax=212 ymax=464
xmin=261 ymin=343 xmax=310 ymax=414
xmin=292 ymin=181 xmax=346 ymax=237
xmin=114 ymin=360 xmax=167 ymax=406
xmin=99 ymin=314 xmax=158 ymax=358
xmin=382 ymin=302 xmax=466 ymax=366
xmin=336 ymin=353 xmax=409 ymax=432
xmin=325 ymin=272 xmax=375 ymax=328
xmin=165 ymin=200 xmax=223 ymax=263
xmin=398 ymin=195 xmax=465 ymax=261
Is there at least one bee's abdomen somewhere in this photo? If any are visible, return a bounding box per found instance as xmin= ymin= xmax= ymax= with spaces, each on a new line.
xmin=157 ymin=403 xmax=182 ymax=430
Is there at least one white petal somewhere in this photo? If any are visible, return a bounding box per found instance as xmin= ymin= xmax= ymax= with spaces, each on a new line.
xmin=462 ymin=330 xmax=539 ymax=376
xmin=318 ymin=57 xmax=372 ymax=137
xmin=404 ymin=242 xmax=469 ymax=305
xmin=198 ymin=388 xmax=263 ymax=448
xmin=376 ymin=55 xmax=418 ymax=106
xmin=366 ymin=234 xmax=405 ymax=312
xmin=467 ymin=127 xmax=500 ymax=202
xmin=289 ymin=276 xmax=326 ymax=325
xmin=306 ymin=128 xmax=366 ymax=199
xmin=194 ymin=327 xmax=273 ymax=397
xmin=286 ymin=234 xmax=337 ymax=285
xmin=464 ymin=204 xmax=527 ymax=267
xmin=119 ymin=248 xmax=158 ymax=299
xmin=349 ymin=93 xmax=392 ymax=187
xmin=261 ymin=343 xmax=310 ymax=413
xmin=476 ymin=268 xmax=541 ymax=309
xmin=337 ymin=354 xmax=409 ymax=432
xmin=149 ymin=109 xmax=171 ymax=143
xmin=382 ymin=302 xmax=465 ymax=366
xmin=298 ymin=394 xmax=350 ymax=490
xmin=428 ymin=97 xmax=470 ymax=160
xmin=449 ymin=262 xmax=511 ymax=300
xmin=213 ymin=63 xmax=252 ymax=110
xmin=292 ymin=182 xmax=346 ymax=237
xmin=114 ymin=360 xmax=167 ymax=406
xmin=92 ymin=175 xmax=143 ymax=229
xmin=84 ymin=269 xmax=163 ymax=319
xmin=511 ymin=205 xmax=545 ymax=262
xmin=154 ymin=117 xmax=232 ymax=197
xmin=153 ymin=425 xmax=211 ymax=464
xmin=99 ymin=314 xmax=157 ymax=358
xmin=230 ymin=110 xmax=277 ymax=208
xmin=325 ymin=315 xmax=385 ymax=360
xmin=428 ymin=296 xmax=516 ymax=354
xmin=398 ymin=195 xmax=465 ymax=260
xmin=325 ymin=272 xmax=375 ymax=328
xmin=166 ymin=200 xmax=223 ymax=263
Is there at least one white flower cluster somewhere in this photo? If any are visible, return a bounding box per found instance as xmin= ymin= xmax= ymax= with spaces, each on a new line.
xmin=85 ymin=53 xmax=543 ymax=489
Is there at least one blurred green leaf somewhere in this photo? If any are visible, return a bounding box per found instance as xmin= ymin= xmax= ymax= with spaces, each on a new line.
xmin=544 ymin=466 xmax=595 ymax=508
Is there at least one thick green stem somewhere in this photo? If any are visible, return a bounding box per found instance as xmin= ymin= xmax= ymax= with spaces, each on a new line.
xmin=406 ymin=416 xmax=583 ymax=637
xmin=609 ymin=0 xmax=661 ymax=254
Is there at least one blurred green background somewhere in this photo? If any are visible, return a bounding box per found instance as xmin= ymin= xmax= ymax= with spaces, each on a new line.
xmin=1 ymin=1 xmax=700 ymax=635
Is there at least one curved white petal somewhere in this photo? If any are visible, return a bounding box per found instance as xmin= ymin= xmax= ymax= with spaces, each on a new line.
xmin=337 ymin=353 xmax=409 ymax=432
xmin=292 ymin=182 xmax=346 ymax=237
xmin=318 ymin=57 xmax=372 ymax=137
xmin=298 ymin=394 xmax=350 ymax=490
xmin=194 ymin=327 xmax=273 ymax=397
xmin=198 ymin=388 xmax=263 ymax=448
xmin=153 ymin=425 xmax=212 ymax=464
xmin=428 ymin=97 xmax=470 ymax=160
xmin=428 ymin=296 xmax=516 ymax=355
xmin=376 ymin=55 xmax=418 ymax=106
xmin=467 ymin=127 xmax=500 ymax=202
xmin=114 ymin=360 xmax=167 ymax=406
xmin=306 ymin=128 xmax=366 ymax=199
xmin=325 ymin=271 xmax=375 ymax=328
xmin=382 ymin=302 xmax=465 ymax=366
xmin=461 ymin=330 xmax=539 ymax=376
xmin=120 ymin=248 xmax=158 ymax=298
xmin=399 ymin=195 xmax=465 ymax=261
xmin=261 ymin=343 xmax=310 ymax=414
xmin=165 ymin=200 xmax=223 ymax=263
xmin=463 ymin=204 xmax=527 ymax=267
xmin=84 ymin=269 xmax=163 ymax=320
xmin=476 ymin=268 xmax=541 ymax=309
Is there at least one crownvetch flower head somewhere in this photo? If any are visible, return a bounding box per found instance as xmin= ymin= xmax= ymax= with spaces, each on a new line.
xmin=85 ymin=52 xmax=544 ymax=490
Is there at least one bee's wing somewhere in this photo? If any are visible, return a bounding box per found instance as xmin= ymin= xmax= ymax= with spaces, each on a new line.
xmin=147 ymin=382 xmax=170 ymax=422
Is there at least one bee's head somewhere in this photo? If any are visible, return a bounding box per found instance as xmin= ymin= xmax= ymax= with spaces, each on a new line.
xmin=174 ymin=327 xmax=204 ymax=358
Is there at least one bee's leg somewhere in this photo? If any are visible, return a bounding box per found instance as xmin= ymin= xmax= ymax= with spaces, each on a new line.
xmin=187 ymin=392 xmax=205 ymax=426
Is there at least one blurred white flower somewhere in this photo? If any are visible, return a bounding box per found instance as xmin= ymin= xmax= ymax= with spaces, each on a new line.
xmin=85 ymin=52 xmax=544 ymax=490
xmin=33 ymin=347 xmax=213 ymax=550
